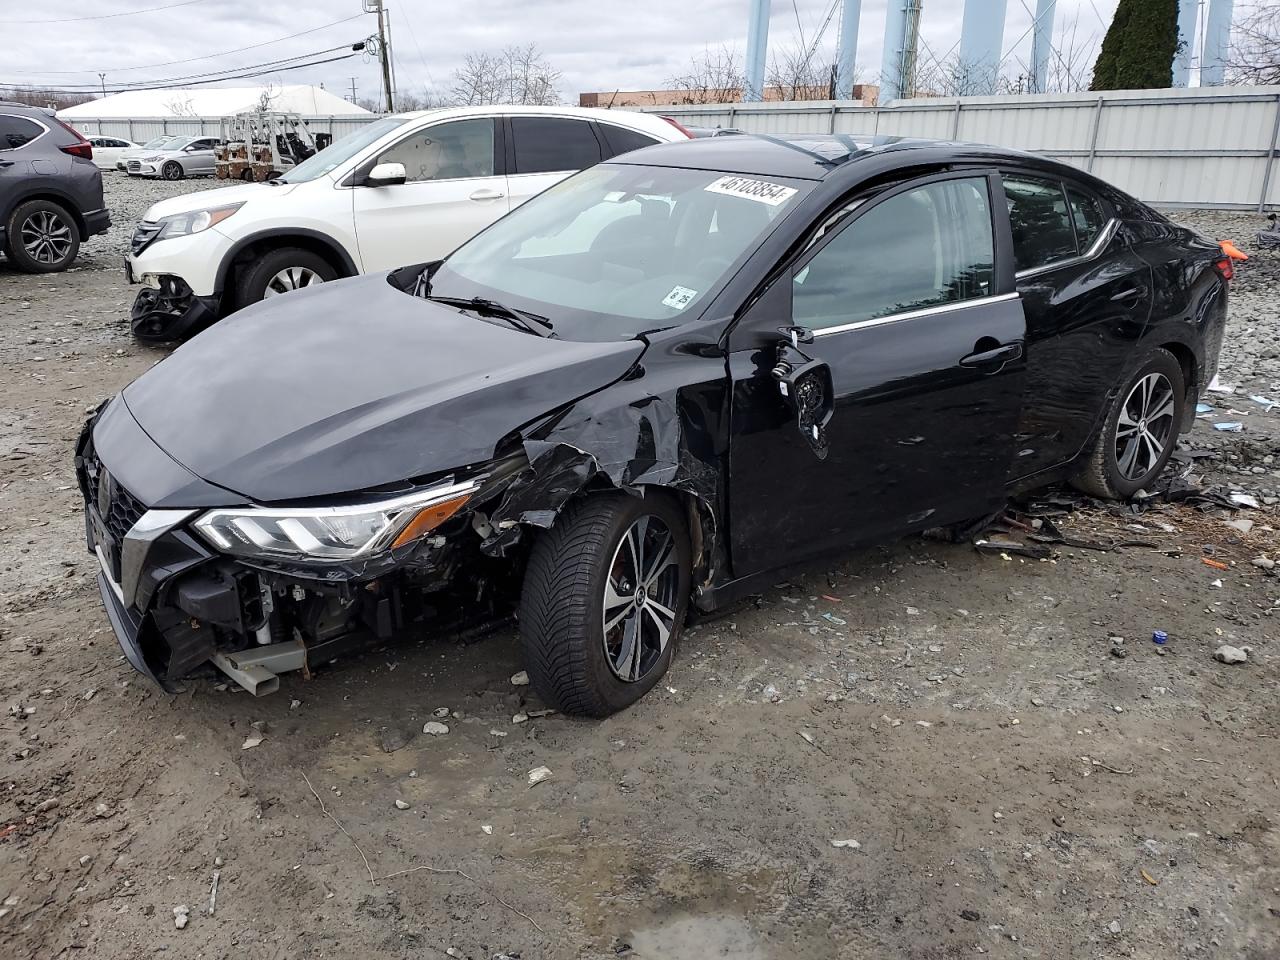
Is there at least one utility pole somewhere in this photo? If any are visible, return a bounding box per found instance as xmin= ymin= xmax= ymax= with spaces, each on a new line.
xmin=98 ymin=73 xmax=107 ymax=97
xmin=349 ymin=77 xmax=358 ymax=103
xmin=363 ymin=0 xmax=395 ymax=112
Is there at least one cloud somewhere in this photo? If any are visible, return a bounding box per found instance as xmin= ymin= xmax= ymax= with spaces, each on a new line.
xmin=6 ymin=0 xmax=1119 ymax=103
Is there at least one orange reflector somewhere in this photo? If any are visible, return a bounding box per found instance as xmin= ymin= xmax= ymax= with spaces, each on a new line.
xmin=1220 ymin=240 xmax=1248 ymax=261
xmin=390 ymin=495 xmax=472 ymax=548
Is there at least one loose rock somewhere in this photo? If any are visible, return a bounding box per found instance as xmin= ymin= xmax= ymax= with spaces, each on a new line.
xmin=1213 ymin=645 xmax=1248 ymax=664
xmin=422 ymin=721 xmax=450 ymax=736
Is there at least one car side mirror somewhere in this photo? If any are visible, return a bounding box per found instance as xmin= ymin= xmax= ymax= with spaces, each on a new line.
xmin=366 ymin=162 xmax=407 ymax=187
xmin=772 ymin=326 xmax=833 ymax=460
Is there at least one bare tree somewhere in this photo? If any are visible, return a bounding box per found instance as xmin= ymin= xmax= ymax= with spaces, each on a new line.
xmin=0 ymin=86 xmax=93 ymax=111
xmin=664 ymin=45 xmax=744 ymax=104
xmin=164 ymin=94 xmax=198 ymax=117
xmin=254 ymin=83 xmax=280 ymax=113
xmin=766 ymin=42 xmax=840 ymax=100
xmin=451 ymin=44 xmax=561 ymax=106
xmin=1227 ymin=2 xmax=1280 ymax=85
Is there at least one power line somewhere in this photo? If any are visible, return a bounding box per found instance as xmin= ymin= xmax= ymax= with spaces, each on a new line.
xmin=3 ymin=43 xmax=364 ymax=92
xmin=0 ymin=0 xmax=212 ymax=25
xmin=1 ymin=51 xmax=364 ymax=95
xmin=4 ymin=14 xmax=367 ymax=76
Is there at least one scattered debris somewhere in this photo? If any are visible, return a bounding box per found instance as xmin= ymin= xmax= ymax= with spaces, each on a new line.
xmin=1141 ymin=869 xmax=1159 ymax=886
xmin=1152 ymin=630 xmax=1168 ymax=646
xmin=241 ymin=734 xmax=265 ymax=750
xmin=960 ymin=909 xmax=981 ymax=922
xmin=208 ymin=871 xmax=220 ymax=915
xmin=1212 ymin=422 xmax=1243 ymax=432
xmin=527 ymin=766 xmax=552 ymax=787
xmin=432 ymin=707 xmax=450 ymax=718
xmin=512 ymin=712 xmax=529 ymax=724
xmin=1230 ymin=493 xmax=1261 ymax=509
xmin=830 ymin=838 xmax=861 ymax=850
xmin=422 ymin=721 xmax=450 ymax=736
xmin=820 ymin=612 xmax=846 ymax=626
xmin=394 ymin=799 xmax=410 ymax=810
xmin=481 ymin=825 xmax=493 ymax=835
xmin=510 ymin=670 xmax=530 ymax=686
xmin=1201 ymin=557 xmax=1230 ymax=571
xmin=173 ymin=905 xmax=189 ymax=930
xmin=1213 ymin=645 xmax=1249 ymax=665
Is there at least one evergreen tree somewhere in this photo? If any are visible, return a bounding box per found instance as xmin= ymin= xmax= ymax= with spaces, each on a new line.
xmin=1091 ymin=0 xmax=1180 ymax=91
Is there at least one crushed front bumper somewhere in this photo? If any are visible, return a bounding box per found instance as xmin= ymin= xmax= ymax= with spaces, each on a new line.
xmin=130 ymin=276 xmax=220 ymax=342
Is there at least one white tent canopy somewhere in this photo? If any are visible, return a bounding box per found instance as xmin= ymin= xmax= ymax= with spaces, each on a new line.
xmin=58 ymin=84 xmax=372 ymax=119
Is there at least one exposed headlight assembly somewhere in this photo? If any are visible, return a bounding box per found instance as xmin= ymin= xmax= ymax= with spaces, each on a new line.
xmin=155 ymin=202 xmax=244 ymax=242
xmin=193 ymin=480 xmax=476 ymax=563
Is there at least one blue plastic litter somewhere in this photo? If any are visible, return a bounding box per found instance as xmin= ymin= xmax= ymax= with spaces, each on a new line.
xmin=1213 ymin=422 xmax=1244 ymax=432
xmin=1195 ymin=402 xmax=1214 ymax=414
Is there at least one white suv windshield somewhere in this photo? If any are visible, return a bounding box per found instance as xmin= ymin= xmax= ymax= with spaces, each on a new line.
xmin=279 ymin=117 xmax=409 ymax=183
xmin=428 ymin=164 xmax=808 ymax=342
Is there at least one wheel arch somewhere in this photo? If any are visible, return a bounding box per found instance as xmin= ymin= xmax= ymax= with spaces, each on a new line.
xmin=216 ymin=229 xmax=359 ymax=308
xmin=3 ymin=190 xmax=87 ymax=240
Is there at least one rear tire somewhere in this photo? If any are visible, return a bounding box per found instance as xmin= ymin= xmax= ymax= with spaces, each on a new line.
xmin=235 ymin=247 xmax=336 ymax=307
xmin=519 ymin=492 xmax=692 ymax=718
xmin=5 ymin=199 xmax=80 ymax=273
xmin=162 ymin=161 xmax=183 ymax=181
xmin=1071 ymin=347 xmax=1185 ymax=500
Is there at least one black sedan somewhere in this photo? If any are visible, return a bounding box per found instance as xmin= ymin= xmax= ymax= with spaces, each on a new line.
xmin=76 ymin=134 xmax=1231 ymax=716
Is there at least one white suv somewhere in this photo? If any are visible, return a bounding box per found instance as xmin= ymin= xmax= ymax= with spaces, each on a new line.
xmin=127 ymin=105 xmax=690 ymax=341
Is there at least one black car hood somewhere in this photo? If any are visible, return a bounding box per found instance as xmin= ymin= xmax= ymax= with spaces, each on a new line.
xmin=122 ymin=273 xmax=645 ymax=502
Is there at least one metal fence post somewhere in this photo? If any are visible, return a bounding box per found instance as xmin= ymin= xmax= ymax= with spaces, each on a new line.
xmin=1259 ymin=93 xmax=1280 ymax=213
xmin=1086 ymin=95 xmax=1104 ymax=172
xmin=728 ymin=104 xmax=737 ymax=129
xmin=951 ymin=100 xmax=962 ymax=139
xmin=829 ymin=103 xmax=839 ymax=134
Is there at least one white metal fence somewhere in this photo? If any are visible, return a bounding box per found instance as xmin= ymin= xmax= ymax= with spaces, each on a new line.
xmin=70 ymin=115 xmax=376 ymax=144
xmin=636 ymin=86 xmax=1280 ymax=212
xmin=66 ymin=86 xmax=1280 ymax=211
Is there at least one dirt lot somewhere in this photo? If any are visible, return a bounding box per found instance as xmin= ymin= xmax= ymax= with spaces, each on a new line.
xmin=1 ymin=174 xmax=1278 ymax=960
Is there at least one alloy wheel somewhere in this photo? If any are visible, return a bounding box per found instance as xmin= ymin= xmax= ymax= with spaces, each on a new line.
xmin=264 ymin=267 xmax=324 ymax=297
xmin=163 ymin=162 xmax=182 ymax=180
xmin=1115 ymin=372 xmax=1176 ymax=481
xmin=20 ymin=211 xmax=73 ymax=266
xmin=601 ymin=514 xmax=681 ymax=682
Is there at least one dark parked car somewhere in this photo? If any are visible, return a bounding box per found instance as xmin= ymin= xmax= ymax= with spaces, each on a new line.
xmin=0 ymin=102 xmax=110 ymax=272
xmin=76 ymin=135 xmax=1230 ymax=715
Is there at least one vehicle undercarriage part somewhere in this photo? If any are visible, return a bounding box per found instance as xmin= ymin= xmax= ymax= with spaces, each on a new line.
xmin=131 ymin=277 xmax=219 ymax=343
xmin=211 ymin=640 xmax=306 ymax=696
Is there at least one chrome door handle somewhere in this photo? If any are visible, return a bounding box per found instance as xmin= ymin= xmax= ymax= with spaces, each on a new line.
xmin=469 ymin=188 xmax=505 ymax=201
xmin=1110 ymin=287 xmax=1143 ymax=302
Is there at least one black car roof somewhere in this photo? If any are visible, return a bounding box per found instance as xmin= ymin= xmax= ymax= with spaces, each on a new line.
xmin=610 ymin=133 xmax=1054 ymax=182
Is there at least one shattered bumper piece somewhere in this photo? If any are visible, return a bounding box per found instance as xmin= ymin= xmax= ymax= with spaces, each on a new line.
xmin=131 ymin=277 xmax=219 ymax=343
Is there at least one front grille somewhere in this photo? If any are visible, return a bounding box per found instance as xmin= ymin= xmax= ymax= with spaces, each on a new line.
xmin=86 ymin=458 xmax=146 ymax=543
xmin=131 ymin=221 xmax=163 ymax=256
xmin=127 ymin=160 xmax=141 ymax=172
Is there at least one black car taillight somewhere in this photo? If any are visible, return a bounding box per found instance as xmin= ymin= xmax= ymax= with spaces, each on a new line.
xmin=50 ymin=117 xmax=93 ymax=160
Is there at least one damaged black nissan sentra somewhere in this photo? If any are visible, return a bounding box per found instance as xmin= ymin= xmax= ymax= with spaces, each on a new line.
xmin=77 ymin=134 xmax=1231 ymax=716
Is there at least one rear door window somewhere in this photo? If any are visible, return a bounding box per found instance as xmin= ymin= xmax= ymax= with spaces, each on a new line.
xmin=1001 ymin=175 xmax=1078 ymax=273
xmin=510 ymin=117 xmax=602 ymax=174
xmin=597 ymin=124 xmax=660 ymax=159
xmin=0 ymin=115 xmax=44 ymax=150
xmin=1067 ymin=186 xmax=1108 ymax=249
xmin=793 ymin=176 xmax=995 ymax=331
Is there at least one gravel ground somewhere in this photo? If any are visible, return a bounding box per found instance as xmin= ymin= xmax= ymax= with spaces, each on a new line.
xmin=1 ymin=176 xmax=1277 ymax=960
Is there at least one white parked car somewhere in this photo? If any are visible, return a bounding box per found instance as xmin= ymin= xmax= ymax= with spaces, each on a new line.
xmin=116 ymin=135 xmax=179 ymax=171
xmin=125 ymin=105 xmax=691 ymax=341
xmin=86 ymin=135 xmax=140 ymax=170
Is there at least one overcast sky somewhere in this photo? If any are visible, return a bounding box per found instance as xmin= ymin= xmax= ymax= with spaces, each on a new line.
xmin=7 ymin=0 xmax=1128 ymax=105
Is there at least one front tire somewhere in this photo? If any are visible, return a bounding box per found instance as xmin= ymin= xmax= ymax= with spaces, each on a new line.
xmin=162 ymin=161 xmax=183 ymax=181
xmin=5 ymin=200 xmax=80 ymax=273
xmin=1071 ymin=347 xmax=1185 ymax=500
xmin=235 ymin=247 xmax=336 ymax=306
xmin=519 ymin=492 xmax=692 ymax=718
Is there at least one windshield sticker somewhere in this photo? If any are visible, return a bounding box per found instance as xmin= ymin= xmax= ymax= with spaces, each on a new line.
xmin=662 ymin=285 xmax=698 ymax=310
xmin=705 ymin=175 xmax=798 ymax=206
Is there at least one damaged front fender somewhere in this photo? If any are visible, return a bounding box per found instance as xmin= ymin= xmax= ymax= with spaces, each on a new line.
xmin=479 ymin=346 xmax=729 ymax=585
